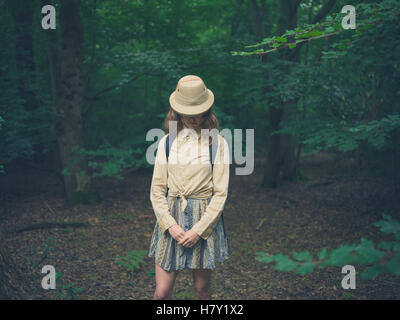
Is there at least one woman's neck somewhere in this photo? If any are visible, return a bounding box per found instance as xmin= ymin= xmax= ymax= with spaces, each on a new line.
xmin=183 ymin=124 xmax=201 ymax=132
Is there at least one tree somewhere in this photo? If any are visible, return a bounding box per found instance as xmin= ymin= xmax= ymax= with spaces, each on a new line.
xmin=8 ymin=0 xmax=44 ymax=160
xmin=247 ymin=0 xmax=337 ymax=187
xmin=233 ymin=0 xmax=400 ymax=188
xmin=43 ymin=0 xmax=93 ymax=201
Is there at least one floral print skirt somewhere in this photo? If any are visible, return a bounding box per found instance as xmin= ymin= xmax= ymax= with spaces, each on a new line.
xmin=148 ymin=195 xmax=230 ymax=271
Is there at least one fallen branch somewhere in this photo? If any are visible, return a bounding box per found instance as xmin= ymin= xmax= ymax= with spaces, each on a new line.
xmin=256 ymin=217 xmax=267 ymax=231
xmin=13 ymin=221 xmax=91 ymax=233
xmin=307 ymin=180 xmax=334 ymax=189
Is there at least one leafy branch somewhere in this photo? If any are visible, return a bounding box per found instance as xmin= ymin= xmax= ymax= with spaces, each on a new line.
xmin=232 ymin=1 xmax=399 ymax=57
xmin=256 ymin=213 xmax=400 ymax=280
xmin=274 ymin=114 xmax=400 ymax=153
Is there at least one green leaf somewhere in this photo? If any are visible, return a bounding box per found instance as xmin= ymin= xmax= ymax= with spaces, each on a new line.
xmin=292 ymin=250 xmax=313 ymax=262
xmin=377 ymin=241 xmax=393 ymax=250
xmin=295 ymin=262 xmax=315 ymax=275
xmin=317 ymin=248 xmax=329 ymax=260
xmin=307 ymin=30 xmax=324 ymax=37
xmin=324 ymin=26 xmax=335 ymax=33
xmin=255 ymin=252 xmax=275 ymax=264
xmin=361 ymin=265 xmax=384 ymax=280
xmin=276 ymin=36 xmax=288 ymax=43
xmin=326 ymin=244 xmax=357 ymax=266
xmin=115 ymin=261 xmax=135 ymax=271
xmin=382 ymin=213 xmax=393 ymax=221
xmin=353 ymin=238 xmax=386 ymax=264
xmin=374 ymin=217 xmax=400 ymax=240
xmin=385 ymin=253 xmax=400 ymax=275
xmin=274 ymin=254 xmax=298 ymax=271
xmin=261 ymin=37 xmax=275 ymax=45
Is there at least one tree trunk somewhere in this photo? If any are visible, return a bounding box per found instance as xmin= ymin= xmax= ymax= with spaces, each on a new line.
xmin=249 ymin=0 xmax=266 ymax=38
xmin=247 ymin=0 xmax=299 ymax=187
xmin=51 ymin=0 xmax=91 ymax=200
xmin=9 ymin=0 xmax=43 ymax=160
xmin=40 ymin=0 xmax=63 ymax=184
xmin=261 ymin=0 xmax=300 ymax=187
xmin=263 ymin=0 xmax=338 ymax=187
xmin=9 ymin=0 xmax=36 ymax=108
xmin=231 ymin=0 xmax=244 ymax=36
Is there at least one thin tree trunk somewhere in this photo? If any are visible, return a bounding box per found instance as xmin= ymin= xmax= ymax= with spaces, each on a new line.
xmin=261 ymin=0 xmax=299 ymax=187
xmin=9 ymin=0 xmax=37 ymax=111
xmin=231 ymin=0 xmax=244 ymax=36
xmin=52 ymin=0 xmax=91 ymax=199
xmin=9 ymin=0 xmax=43 ymax=160
xmin=39 ymin=0 xmax=64 ymax=185
xmin=249 ymin=0 xmax=266 ymax=38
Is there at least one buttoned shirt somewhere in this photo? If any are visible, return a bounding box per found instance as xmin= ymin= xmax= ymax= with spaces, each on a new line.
xmin=150 ymin=126 xmax=230 ymax=240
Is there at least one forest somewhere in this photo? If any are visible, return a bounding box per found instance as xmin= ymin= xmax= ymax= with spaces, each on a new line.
xmin=0 ymin=0 xmax=399 ymax=300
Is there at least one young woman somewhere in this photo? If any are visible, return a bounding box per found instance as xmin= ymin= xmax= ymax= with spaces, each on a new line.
xmin=148 ymin=75 xmax=231 ymax=300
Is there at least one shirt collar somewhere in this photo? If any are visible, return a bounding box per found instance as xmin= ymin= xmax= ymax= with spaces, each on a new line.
xmin=179 ymin=125 xmax=201 ymax=141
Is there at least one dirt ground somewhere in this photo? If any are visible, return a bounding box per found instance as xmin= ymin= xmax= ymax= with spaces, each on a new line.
xmin=1 ymin=153 xmax=399 ymax=300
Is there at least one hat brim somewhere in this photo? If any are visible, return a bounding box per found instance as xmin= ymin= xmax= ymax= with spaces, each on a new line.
xmin=169 ymin=89 xmax=214 ymax=116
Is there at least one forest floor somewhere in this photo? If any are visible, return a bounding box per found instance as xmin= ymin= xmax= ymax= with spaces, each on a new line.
xmin=1 ymin=152 xmax=399 ymax=300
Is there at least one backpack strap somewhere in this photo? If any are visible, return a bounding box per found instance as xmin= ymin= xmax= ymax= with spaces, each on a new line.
xmin=165 ymin=133 xmax=177 ymax=162
xmin=209 ymin=135 xmax=218 ymax=172
xmin=165 ymin=133 xmax=176 ymax=198
xmin=165 ymin=134 xmax=169 ymax=160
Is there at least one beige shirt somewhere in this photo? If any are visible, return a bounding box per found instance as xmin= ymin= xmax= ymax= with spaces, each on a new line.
xmin=150 ymin=126 xmax=230 ymax=240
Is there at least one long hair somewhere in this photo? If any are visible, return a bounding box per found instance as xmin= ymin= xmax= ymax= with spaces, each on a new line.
xmin=164 ymin=107 xmax=219 ymax=144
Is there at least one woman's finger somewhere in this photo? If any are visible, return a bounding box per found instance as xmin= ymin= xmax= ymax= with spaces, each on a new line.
xmin=185 ymin=240 xmax=192 ymax=247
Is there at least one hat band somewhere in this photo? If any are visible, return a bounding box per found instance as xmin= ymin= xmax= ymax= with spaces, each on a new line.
xmin=174 ymin=89 xmax=209 ymax=106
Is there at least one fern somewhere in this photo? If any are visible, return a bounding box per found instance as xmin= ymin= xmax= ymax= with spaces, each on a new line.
xmin=115 ymin=250 xmax=147 ymax=273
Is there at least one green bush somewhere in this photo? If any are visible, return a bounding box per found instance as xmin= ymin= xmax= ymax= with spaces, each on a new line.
xmin=256 ymin=214 xmax=400 ymax=280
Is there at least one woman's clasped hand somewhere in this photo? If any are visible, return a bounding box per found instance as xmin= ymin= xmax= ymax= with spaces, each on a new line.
xmin=168 ymin=224 xmax=201 ymax=248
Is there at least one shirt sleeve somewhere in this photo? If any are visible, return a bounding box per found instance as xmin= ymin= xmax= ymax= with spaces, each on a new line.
xmin=149 ymin=135 xmax=178 ymax=234
xmin=192 ymin=135 xmax=230 ymax=240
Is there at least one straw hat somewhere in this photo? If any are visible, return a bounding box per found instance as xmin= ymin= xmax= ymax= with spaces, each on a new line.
xmin=169 ymin=75 xmax=214 ymax=116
